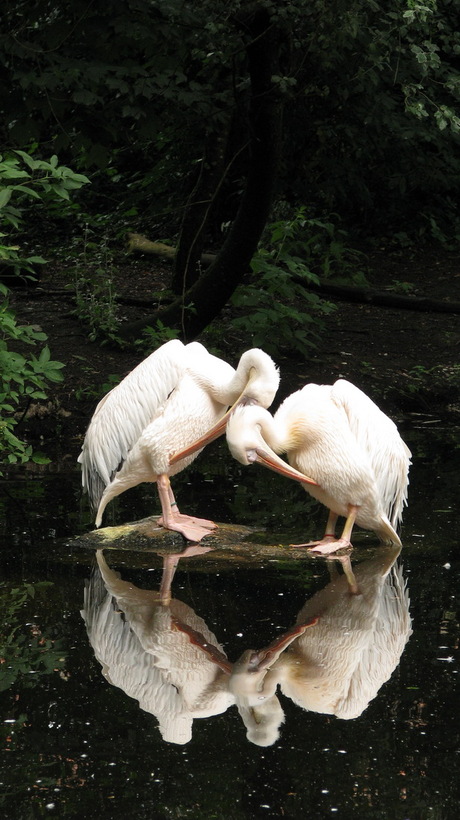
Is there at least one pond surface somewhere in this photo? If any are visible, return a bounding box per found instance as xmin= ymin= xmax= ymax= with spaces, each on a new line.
xmin=1 ymin=415 xmax=459 ymax=820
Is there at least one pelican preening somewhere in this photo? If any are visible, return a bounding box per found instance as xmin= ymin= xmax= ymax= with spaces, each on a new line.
xmin=79 ymin=339 xmax=411 ymax=553
xmin=229 ymin=546 xmax=412 ymax=723
xmin=78 ymin=340 xmax=279 ymax=541
xmin=83 ymin=549 xmax=318 ymax=746
xmin=84 ymin=548 xmax=410 ymax=745
xmin=224 ymin=379 xmax=411 ymax=554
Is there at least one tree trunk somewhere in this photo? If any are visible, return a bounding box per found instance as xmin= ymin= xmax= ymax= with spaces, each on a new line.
xmin=119 ymin=7 xmax=283 ymax=342
xmin=171 ymin=133 xmax=227 ymax=295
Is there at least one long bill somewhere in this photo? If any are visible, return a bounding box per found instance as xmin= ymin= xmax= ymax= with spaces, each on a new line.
xmin=252 ymin=446 xmax=319 ymax=487
xmin=247 ymin=616 xmax=318 ymax=671
xmin=169 ymin=385 xmax=257 ymax=466
xmin=171 ymin=616 xmax=232 ymax=674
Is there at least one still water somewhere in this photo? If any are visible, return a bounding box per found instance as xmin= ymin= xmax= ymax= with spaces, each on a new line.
xmin=1 ymin=417 xmax=459 ymax=819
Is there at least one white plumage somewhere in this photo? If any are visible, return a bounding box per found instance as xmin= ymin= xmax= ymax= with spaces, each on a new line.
xmin=226 ymin=379 xmax=411 ymax=553
xmin=82 ymin=550 xmax=318 ymax=747
xmin=275 ymin=547 xmax=412 ymax=719
xmin=227 ymin=547 xmax=412 ymax=726
xmin=82 ymin=550 xmax=234 ymax=745
xmin=78 ymin=339 xmax=279 ymax=541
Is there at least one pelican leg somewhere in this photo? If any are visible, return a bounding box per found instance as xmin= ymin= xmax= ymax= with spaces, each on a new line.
xmin=156 ymin=474 xmax=216 ymax=542
xmin=167 ymin=485 xmax=216 ymax=529
xmin=308 ymin=505 xmax=358 ymax=554
xmin=291 ymin=506 xmax=358 ymax=554
xmin=158 ymin=544 xmax=214 ymax=605
xmin=290 ymin=510 xmax=338 ymax=549
xmin=333 ymin=554 xmax=360 ymax=595
xmin=158 ymin=553 xmax=180 ymax=604
xmin=320 ymin=511 xmax=338 ymax=541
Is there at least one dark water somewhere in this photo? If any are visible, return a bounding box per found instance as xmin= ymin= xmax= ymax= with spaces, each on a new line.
xmin=1 ymin=417 xmax=459 ymax=820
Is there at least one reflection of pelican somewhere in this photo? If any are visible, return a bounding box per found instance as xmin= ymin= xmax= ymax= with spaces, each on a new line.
xmin=82 ymin=548 xmax=233 ymax=744
xmin=228 ymin=622 xmax=317 ymax=746
xmin=78 ymin=340 xmax=279 ymax=541
xmin=231 ymin=547 xmax=411 ymax=722
xmin=82 ymin=550 xmax=316 ymax=746
xmin=225 ymin=379 xmax=411 ymax=554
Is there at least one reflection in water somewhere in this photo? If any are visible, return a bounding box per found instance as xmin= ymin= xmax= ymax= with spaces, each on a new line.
xmin=82 ymin=546 xmax=411 ymax=747
xmin=227 ymin=621 xmax=318 ymax=746
xmin=82 ymin=548 xmax=233 ymax=745
xmin=269 ymin=546 xmax=412 ymax=720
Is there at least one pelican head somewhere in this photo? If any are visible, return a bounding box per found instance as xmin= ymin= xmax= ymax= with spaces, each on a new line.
xmin=229 ymin=619 xmax=318 ymax=703
xmin=229 ymin=618 xmax=318 ymax=747
xmin=226 ymin=405 xmax=318 ymax=486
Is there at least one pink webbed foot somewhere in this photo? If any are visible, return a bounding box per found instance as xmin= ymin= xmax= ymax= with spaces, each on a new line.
xmin=172 ymin=512 xmax=217 ymax=530
xmin=290 ymin=537 xmax=352 ymax=555
xmin=157 ymin=514 xmax=217 ymax=543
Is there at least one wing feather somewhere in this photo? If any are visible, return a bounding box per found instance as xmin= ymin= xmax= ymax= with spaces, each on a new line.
xmin=81 ymin=562 xmax=193 ymax=744
xmin=331 ymin=379 xmax=411 ymax=528
xmin=335 ymin=563 xmax=412 ymax=719
xmin=78 ymin=339 xmax=188 ymax=507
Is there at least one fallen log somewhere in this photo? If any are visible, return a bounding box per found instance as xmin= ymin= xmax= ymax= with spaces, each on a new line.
xmin=127 ymin=235 xmax=175 ymax=259
xmin=128 ymin=233 xmax=460 ymax=314
xmin=302 ymin=279 xmax=460 ymax=314
xmin=127 ymin=234 xmax=215 ymax=268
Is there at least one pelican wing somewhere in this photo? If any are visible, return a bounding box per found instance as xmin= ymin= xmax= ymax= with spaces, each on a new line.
xmin=331 ymin=379 xmax=411 ymax=527
xmin=78 ymin=339 xmax=189 ymax=507
xmin=94 ymin=550 xmax=233 ymax=720
xmin=82 ymin=563 xmax=194 ymax=744
xmin=334 ymin=563 xmax=412 ymax=719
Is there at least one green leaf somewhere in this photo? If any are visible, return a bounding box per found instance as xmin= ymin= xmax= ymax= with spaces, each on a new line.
xmin=38 ymin=345 xmax=51 ymax=364
xmin=13 ymin=150 xmax=39 ymax=170
xmin=32 ymin=453 xmax=51 ymax=465
xmin=0 ymin=188 xmax=12 ymax=208
xmin=13 ymin=185 xmax=41 ymax=200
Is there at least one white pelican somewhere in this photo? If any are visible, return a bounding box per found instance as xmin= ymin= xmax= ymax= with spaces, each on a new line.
xmin=225 ymin=379 xmax=411 ymax=554
xmin=78 ymin=339 xmax=279 ymax=541
xmin=83 ymin=549 xmax=316 ymax=746
xmin=82 ymin=548 xmax=233 ymax=745
xmin=230 ymin=546 xmax=411 ymax=722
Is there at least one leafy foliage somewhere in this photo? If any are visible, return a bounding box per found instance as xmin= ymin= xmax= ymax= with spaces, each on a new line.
xmin=137 ymin=321 xmax=181 ymax=353
xmin=229 ymin=208 xmax=366 ymax=356
xmin=0 ymin=284 xmax=65 ymax=470
xmin=0 ymin=1 xmax=458 ymax=369
xmin=0 ymin=149 xmax=88 ymax=469
xmin=0 ymin=150 xmax=90 ymax=281
xmin=0 ymin=1 xmax=459 ymax=237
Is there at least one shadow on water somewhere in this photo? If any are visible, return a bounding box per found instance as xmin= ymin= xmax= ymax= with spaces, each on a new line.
xmin=0 ymin=415 xmax=459 ymax=819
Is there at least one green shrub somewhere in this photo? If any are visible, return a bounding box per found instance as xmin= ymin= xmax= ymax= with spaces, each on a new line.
xmin=0 ymin=148 xmax=88 ymax=468
xmin=0 ymin=284 xmax=65 ymax=471
xmin=0 ymin=149 xmax=89 ymax=282
xmin=230 ymin=208 xmax=365 ymax=356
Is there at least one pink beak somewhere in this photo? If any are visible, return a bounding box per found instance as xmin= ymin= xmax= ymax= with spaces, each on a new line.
xmin=252 ymin=446 xmax=318 ymax=487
